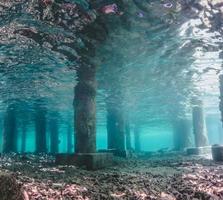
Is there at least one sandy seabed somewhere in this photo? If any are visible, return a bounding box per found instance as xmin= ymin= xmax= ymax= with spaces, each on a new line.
xmin=0 ymin=153 xmax=223 ymax=200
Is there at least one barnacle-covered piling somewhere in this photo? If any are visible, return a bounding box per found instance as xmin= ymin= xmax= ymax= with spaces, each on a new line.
xmin=74 ymin=62 xmax=97 ymax=153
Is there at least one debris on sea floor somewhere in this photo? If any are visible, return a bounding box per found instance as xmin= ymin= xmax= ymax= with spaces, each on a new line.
xmin=1 ymin=153 xmax=223 ymax=199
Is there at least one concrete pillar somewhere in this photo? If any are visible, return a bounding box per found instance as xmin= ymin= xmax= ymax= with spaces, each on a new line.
xmin=134 ymin=124 xmax=141 ymax=152
xmin=49 ymin=118 xmax=59 ymax=154
xmin=67 ymin=124 xmax=73 ymax=153
xmin=219 ymin=74 xmax=223 ymax=123
xmin=0 ymin=120 xmax=2 ymax=152
xmin=125 ymin=121 xmax=132 ymax=150
xmin=218 ymin=122 xmax=223 ymax=144
xmin=21 ymin=123 xmax=26 ymax=153
xmin=192 ymin=104 xmax=209 ymax=147
xmin=106 ymin=105 xmax=125 ymax=151
xmin=173 ymin=121 xmax=181 ymax=151
xmin=106 ymin=107 xmax=117 ymax=149
xmin=35 ymin=104 xmax=47 ymax=153
xmin=173 ymin=119 xmax=192 ymax=151
xmin=115 ymin=110 xmax=125 ymax=151
xmin=74 ymin=63 xmax=96 ymax=153
xmin=3 ymin=105 xmax=17 ymax=153
xmin=56 ymin=63 xmax=114 ymax=169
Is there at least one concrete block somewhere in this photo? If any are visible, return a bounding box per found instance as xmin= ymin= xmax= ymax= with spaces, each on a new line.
xmin=186 ymin=146 xmax=211 ymax=155
xmin=55 ymin=153 xmax=113 ymax=170
xmin=98 ymin=149 xmax=130 ymax=158
xmin=55 ymin=153 xmax=70 ymax=164
xmin=98 ymin=149 xmax=117 ymax=154
xmin=212 ymin=145 xmax=223 ymax=161
xmin=113 ymin=150 xmax=130 ymax=158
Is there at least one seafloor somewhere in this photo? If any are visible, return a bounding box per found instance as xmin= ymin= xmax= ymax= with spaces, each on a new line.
xmin=0 ymin=153 xmax=223 ymax=200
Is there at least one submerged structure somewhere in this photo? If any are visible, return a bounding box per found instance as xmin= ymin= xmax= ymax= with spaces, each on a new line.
xmin=0 ymin=0 xmax=223 ymax=199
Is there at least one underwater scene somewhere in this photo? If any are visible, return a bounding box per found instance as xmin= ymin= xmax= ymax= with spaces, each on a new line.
xmin=0 ymin=0 xmax=223 ymax=199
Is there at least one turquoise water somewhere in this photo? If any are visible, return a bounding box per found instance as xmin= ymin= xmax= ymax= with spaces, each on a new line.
xmin=0 ymin=0 xmax=222 ymax=154
xmin=0 ymin=116 xmax=222 ymax=153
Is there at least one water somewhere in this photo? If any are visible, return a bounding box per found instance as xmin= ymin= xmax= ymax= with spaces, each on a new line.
xmin=1 ymin=1 xmax=223 ymax=199
xmin=0 ymin=0 xmax=222 ymax=154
